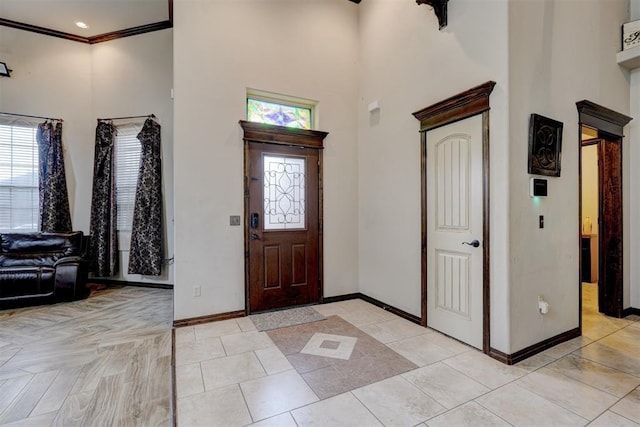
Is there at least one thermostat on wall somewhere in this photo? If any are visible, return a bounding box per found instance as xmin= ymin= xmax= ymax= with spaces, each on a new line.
xmin=530 ymin=178 xmax=548 ymax=197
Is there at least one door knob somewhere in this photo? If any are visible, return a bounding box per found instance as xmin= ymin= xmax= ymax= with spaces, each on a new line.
xmin=251 ymin=233 xmax=260 ymax=240
xmin=462 ymin=240 xmax=480 ymax=248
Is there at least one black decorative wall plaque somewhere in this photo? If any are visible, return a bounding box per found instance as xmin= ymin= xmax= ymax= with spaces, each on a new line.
xmin=528 ymin=114 xmax=563 ymax=177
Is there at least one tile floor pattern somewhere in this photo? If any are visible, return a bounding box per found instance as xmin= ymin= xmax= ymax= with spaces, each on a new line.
xmin=267 ymin=315 xmax=417 ymax=399
xmin=176 ymin=294 xmax=640 ymax=427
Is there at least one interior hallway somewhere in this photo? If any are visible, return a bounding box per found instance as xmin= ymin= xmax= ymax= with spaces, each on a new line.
xmin=175 ymin=293 xmax=640 ymax=426
xmin=582 ymin=282 xmax=634 ymax=341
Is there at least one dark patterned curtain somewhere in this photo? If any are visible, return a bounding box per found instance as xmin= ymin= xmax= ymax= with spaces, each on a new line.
xmin=89 ymin=121 xmax=118 ymax=277
xmin=37 ymin=121 xmax=72 ymax=232
xmin=128 ymin=118 xmax=163 ymax=275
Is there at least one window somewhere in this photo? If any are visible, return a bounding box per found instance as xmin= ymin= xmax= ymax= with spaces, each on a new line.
xmin=246 ymin=90 xmax=315 ymax=130
xmin=114 ymin=124 xmax=141 ymax=231
xmin=263 ymin=155 xmax=306 ymax=230
xmin=0 ymin=122 xmax=39 ymax=232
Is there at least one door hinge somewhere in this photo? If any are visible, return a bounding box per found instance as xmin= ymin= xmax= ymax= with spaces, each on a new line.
xmin=245 ymin=251 xmax=249 ymax=258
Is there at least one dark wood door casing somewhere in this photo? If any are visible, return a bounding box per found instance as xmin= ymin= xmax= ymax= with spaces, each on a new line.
xmin=412 ymin=81 xmax=496 ymax=355
xmin=598 ymin=138 xmax=623 ymax=317
xmin=576 ymin=101 xmax=632 ymax=319
xmin=240 ymin=121 xmax=328 ymax=313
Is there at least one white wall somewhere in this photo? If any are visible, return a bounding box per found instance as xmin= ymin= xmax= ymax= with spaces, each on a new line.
xmin=581 ymin=144 xmax=598 ymax=235
xmin=5 ymin=0 xmax=635 ymax=356
xmin=508 ymin=0 xmax=629 ymax=352
xmin=91 ymin=30 xmax=175 ymax=285
xmin=173 ymin=0 xmax=360 ymax=320
xmin=0 ymin=27 xmax=174 ymax=285
xmin=629 ymin=0 xmax=640 ymax=309
xmin=357 ymin=0 xmax=511 ymax=351
xmin=0 ymin=27 xmax=93 ymax=232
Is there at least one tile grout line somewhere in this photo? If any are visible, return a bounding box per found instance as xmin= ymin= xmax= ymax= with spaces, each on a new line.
xmin=0 ymin=375 xmax=32 ymax=420
xmin=606 ymin=386 xmax=640 ymax=423
xmin=237 ymin=380 xmax=255 ymax=426
xmin=471 ymin=372 xmax=590 ymax=424
xmin=472 ymin=318 xmax=639 ymax=424
xmin=550 ymin=354 xmax=640 ymax=400
xmin=347 ymin=390 xmax=387 ymax=426
xmin=0 ymin=369 xmax=40 ymax=423
xmin=582 ymin=319 xmax=639 ymax=344
xmin=25 ymin=367 xmax=63 ymax=419
xmin=526 ymin=351 xmax=616 ymax=421
xmin=471 ymin=395 xmax=518 ymax=426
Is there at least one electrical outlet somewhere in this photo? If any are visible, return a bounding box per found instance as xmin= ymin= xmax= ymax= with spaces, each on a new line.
xmin=193 ymin=286 xmax=201 ymax=297
xmin=538 ymin=295 xmax=549 ymax=314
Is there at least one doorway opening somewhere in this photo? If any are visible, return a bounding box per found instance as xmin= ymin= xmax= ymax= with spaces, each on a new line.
xmin=580 ymin=126 xmax=600 ymax=325
xmin=577 ymin=101 xmax=631 ymax=332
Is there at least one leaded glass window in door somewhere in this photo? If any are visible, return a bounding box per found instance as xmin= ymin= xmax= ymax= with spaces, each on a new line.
xmin=263 ymin=155 xmax=306 ymax=230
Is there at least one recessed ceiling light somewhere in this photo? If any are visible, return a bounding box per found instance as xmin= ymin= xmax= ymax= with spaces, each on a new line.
xmin=75 ymin=21 xmax=89 ymax=29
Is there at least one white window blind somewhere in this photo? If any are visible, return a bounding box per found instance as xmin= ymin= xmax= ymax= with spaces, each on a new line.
xmin=0 ymin=123 xmax=39 ymax=232
xmin=114 ymin=124 xmax=141 ymax=231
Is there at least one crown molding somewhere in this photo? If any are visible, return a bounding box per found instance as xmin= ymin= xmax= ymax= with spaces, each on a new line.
xmin=0 ymin=0 xmax=173 ymax=44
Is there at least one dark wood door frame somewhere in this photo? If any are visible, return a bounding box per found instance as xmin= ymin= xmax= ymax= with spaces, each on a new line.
xmin=239 ymin=120 xmax=328 ymax=314
xmin=576 ymin=101 xmax=632 ymax=320
xmin=412 ymin=81 xmax=495 ymax=355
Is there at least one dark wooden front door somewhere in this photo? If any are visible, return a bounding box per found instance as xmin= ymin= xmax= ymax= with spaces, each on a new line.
xmin=598 ymin=137 xmax=623 ymax=317
xmin=241 ymin=121 xmax=327 ymax=313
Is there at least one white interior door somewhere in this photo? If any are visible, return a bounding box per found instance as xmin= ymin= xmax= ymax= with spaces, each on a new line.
xmin=426 ymin=114 xmax=483 ymax=349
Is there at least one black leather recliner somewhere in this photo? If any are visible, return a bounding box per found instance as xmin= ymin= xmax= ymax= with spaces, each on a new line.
xmin=0 ymin=231 xmax=90 ymax=308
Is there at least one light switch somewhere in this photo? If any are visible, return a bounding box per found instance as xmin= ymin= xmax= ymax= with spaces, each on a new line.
xmin=539 ymin=215 xmax=544 ymax=228
xmin=230 ymin=215 xmax=241 ymax=226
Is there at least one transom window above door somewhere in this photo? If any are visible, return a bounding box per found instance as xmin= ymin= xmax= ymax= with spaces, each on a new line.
xmin=246 ymin=90 xmax=315 ymax=130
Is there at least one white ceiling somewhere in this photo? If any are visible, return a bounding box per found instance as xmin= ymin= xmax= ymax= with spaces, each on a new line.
xmin=0 ymin=0 xmax=170 ymax=38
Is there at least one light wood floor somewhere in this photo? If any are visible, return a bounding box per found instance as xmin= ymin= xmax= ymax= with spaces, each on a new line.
xmin=0 ymin=285 xmax=173 ymax=427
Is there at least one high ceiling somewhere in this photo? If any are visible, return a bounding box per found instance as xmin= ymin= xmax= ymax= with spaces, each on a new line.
xmin=0 ymin=0 xmax=171 ymax=42
xmin=0 ymin=0 xmax=370 ymax=44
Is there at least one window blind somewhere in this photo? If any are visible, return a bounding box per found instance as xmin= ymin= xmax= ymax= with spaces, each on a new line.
xmin=114 ymin=125 xmax=141 ymax=231
xmin=0 ymin=123 xmax=39 ymax=232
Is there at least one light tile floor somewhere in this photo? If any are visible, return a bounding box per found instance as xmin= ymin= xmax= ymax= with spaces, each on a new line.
xmin=175 ymin=291 xmax=640 ymax=426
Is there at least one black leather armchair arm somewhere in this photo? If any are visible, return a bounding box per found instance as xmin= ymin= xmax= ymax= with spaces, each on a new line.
xmin=54 ymin=261 xmax=89 ymax=301
xmin=54 ymin=256 xmax=85 ymax=267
